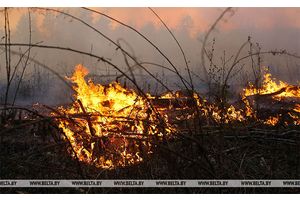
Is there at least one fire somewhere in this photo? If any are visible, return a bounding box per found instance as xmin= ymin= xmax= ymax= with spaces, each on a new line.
xmin=159 ymin=91 xmax=176 ymax=99
xmin=242 ymin=97 xmax=256 ymax=118
xmin=53 ymin=65 xmax=175 ymax=169
xmin=155 ymin=91 xmax=246 ymax=124
xmin=243 ymin=68 xmax=300 ymax=126
xmin=289 ymin=104 xmax=300 ymax=125
xmin=199 ymin=103 xmax=245 ymax=124
xmin=264 ymin=115 xmax=280 ymax=126
xmin=244 ymin=70 xmax=300 ymax=100
xmin=53 ymin=65 xmax=299 ymax=169
xmin=294 ymin=104 xmax=300 ymax=113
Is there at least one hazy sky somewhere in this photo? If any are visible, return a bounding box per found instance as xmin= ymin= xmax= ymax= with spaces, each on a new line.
xmin=1 ymin=7 xmax=300 ymax=94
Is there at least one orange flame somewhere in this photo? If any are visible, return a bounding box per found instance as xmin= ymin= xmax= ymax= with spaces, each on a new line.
xmin=243 ymin=68 xmax=300 ymax=126
xmin=53 ymin=65 xmax=300 ymax=170
xmin=289 ymin=104 xmax=300 ymax=125
xmin=244 ymin=70 xmax=300 ymax=100
xmin=53 ymin=65 xmax=175 ymax=169
xmin=264 ymin=115 xmax=280 ymax=126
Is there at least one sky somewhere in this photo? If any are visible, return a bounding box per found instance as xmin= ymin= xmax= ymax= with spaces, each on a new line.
xmin=1 ymin=7 xmax=300 ymax=103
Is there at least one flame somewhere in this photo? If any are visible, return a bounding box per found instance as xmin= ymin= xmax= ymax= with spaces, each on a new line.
xmin=289 ymin=104 xmax=300 ymax=125
xmin=160 ymin=91 xmax=176 ymax=99
xmin=53 ymin=65 xmax=175 ymax=169
xmin=155 ymin=91 xmax=246 ymax=124
xmin=199 ymin=103 xmax=245 ymax=124
xmin=294 ymin=104 xmax=300 ymax=113
xmin=243 ymin=68 xmax=300 ymax=126
xmin=264 ymin=115 xmax=280 ymax=126
xmin=244 ymin=70 xmax=300 ymax=100
xmin=53 ymin=65 xmax=300 ymax=169
xmin=242 ymin=97 xmax=256 ymax=118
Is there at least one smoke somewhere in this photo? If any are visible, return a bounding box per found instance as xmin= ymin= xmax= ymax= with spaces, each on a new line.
xmin=0 ymin=7 xmax=300 ymax=105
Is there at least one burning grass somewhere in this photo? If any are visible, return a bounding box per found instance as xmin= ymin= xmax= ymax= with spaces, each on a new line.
xmin=49 ymin=65 xmax=300 ymax=170
xmin=52 ymin=65 xmax=176 ymax=169
xmin=1 ymin=65 xmax=300 ymax=194
xmin=1 ymin=7 xmax=300 ymax=194
xmin=244 ymin=70 xmax=300 ymax=100
xmin=243 ymin=68 xmax=300 ymax=126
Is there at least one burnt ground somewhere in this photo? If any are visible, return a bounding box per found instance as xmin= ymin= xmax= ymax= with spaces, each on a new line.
xmin=0 ymin=118 xmax=300 ymax=193
xmin=0 ymin=107 xmax=300 ymax=194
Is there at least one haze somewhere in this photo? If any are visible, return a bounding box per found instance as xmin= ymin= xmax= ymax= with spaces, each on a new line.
xmin=0 ymin=7 xmax=300 ymax=104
